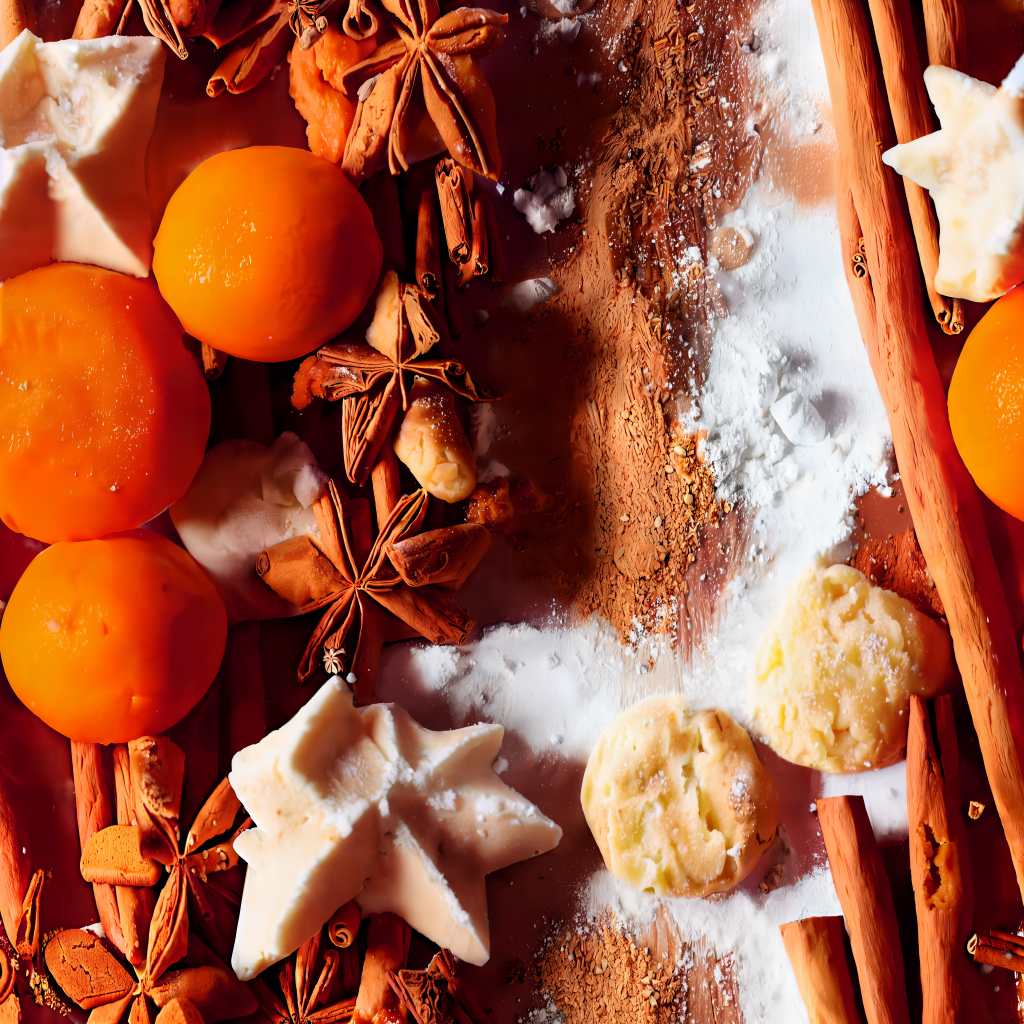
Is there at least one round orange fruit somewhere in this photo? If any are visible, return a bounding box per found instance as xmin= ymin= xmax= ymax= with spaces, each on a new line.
xmin=948 ymin=285 xmax=1024 ymax=521
xmin=0 ymin=531 xmax=227 ymax=743
xmin=152 ymin=146 xmax=383 ymax=362
xmin=0 ymin=263 xmax=210 ymax=544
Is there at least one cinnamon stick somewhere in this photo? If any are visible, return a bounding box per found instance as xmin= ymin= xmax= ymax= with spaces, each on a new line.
xmin=371 ymin=446 xmax=402 ymax=531
xmin=470 ymin=195 xmax=488 ymax=279
xmin=353 ymin=913 xmax=411 ymax=1023
xmin=435 ymin=159 xmax=473 ymax=266
xmin=327 ymin=901 xmax=361 ymax=948
xmin=779 ymin=917 xmax=860 ymax=1024
xmin=863 ymin=0 xmax=960 ymax=334
xmin=481 ymin=194 xmax=506 ymax=283
xmin=415 ymin=191 xmax=442 ymax=300
xmin=907 ymin=695 xmax=972 ymax=1024
xmin=71 ymin=742 xmax=114 ymax=848
xmin=922 ymin=0 xmax=966 ymax=72
xmin=201 ymin=344 xmax=227 ymax=381
xmin=112 ymin=745 xmax=157 ymax=966
xmin=816 ymin=796 xmax=910 ymax=1024
xmin=811 ymin=0 xmax=1024 ymax=906
xmin=0 ymin=776 xmax=29 ymax=951
xmin=72 ymin=0 xmax=128 ymax=36
xmin=0 ymin=0 xmax=27 ymax=48
xmin=388 ymin=524 xmax=490 ymax=589
xmin=968 ymin=933 xmax=1024 ymax=972
xmin=256 ymin=535 xmax=343 ymax=608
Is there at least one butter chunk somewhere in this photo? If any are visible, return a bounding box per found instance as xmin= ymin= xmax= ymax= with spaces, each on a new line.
xmin=393 ymin=378 xmax=476 ymax=502
xmin=0 ymin=30 xmax=164 ymax=282
xmin=752 ymin=563 xmax=955 ymax=773
xmin=229 ymin=678 xmax=562 ymax=980
xmin=883 ymin=56 xmax=1024 ymax=302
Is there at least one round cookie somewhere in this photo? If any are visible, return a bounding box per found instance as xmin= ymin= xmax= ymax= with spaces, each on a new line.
xmin=581 ymin=696 xmax=779 ymax=898
xmin=752 ymin=562 xmax=955 ymax=773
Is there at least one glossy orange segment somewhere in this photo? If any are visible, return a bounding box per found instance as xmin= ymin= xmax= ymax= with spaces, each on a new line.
xmin=152 ymin=145 xmax=383 ymax=362
xmin=0 ymin=264 xmax=210 ymax=544
xmin=0 ymin=531 xmax=227 ymax=743
xmin=949 ymin=285 xmax=1024 ymax=522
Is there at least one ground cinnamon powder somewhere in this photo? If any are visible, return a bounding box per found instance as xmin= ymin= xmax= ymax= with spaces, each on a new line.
xmin=548 ymin=0 xmax=758 ymax=649
xmin=852 ymin=527 xmax=945 ymax=618
xmin=536 ymin=920 xmax=742 ymax=1024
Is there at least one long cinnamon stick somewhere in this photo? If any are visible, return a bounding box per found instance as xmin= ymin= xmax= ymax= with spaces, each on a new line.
xmin=863 ymin=0 xmax=961 ymax=334
xmin=353 ymin=913 xmax=411 ymax=1023
xmin=907 ymin=695 xmax=972 ymax=1024
xmin=0 ymin=0 xmax=27 ymax=48
xmin=435 ymin=159 xmax=473 ymax=266
xmin=779 ymin=917 xmax=860 ymax=1024
xmin=415 ymin=191 xmax=442 ymax=300
xmin=371 ymin=445 xmax=402 ymax=531
xmin=922 ymin=0 xmax=966 ymax=73
xmin=817 ymin=796 xmax=910 ymax=1024
xmin=72 ymin=0 xmax=128 ymax=36
xmin=811 ymin=0 xmax=1024 ymax=906
xmin=0 ymin=776 xmax=28 ymax=950
xmin=112 ymin=745 xmax=157 ymax=966
xmin=71 ymin=742 xmax=127 ymax=955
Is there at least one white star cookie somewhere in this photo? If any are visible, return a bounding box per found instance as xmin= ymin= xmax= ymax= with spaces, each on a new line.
xmin=884 ymin=53 xmax=1024 ymax=302
xmin=229 ymin=677 xmax=561 ymax=980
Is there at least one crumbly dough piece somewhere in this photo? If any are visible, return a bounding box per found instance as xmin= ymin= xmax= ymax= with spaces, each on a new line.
xmin=581 ymin=697 xmax=779 ymax=898
xmin=753 ymin=562 xmax=955 ymax=773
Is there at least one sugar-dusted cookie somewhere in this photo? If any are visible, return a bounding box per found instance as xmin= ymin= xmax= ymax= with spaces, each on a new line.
xmin=581 ymin=696 xmax=779 ymax=898
xmin=753 ymin=562 xmax=955 ymax=773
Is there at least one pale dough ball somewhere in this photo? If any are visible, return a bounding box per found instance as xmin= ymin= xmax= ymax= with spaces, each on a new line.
xmin=752 ymin=562 xmax=955 ymax=773
xmin=581 ymin=696 xmax=779 ymax=898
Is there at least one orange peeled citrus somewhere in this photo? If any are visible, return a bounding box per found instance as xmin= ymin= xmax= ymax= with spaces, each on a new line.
xmin=152 ymin=146 xmax=383 ymax=362
xmin=0 ymin=263 xmax=210 ymax=544
xmin=948 ymin=285 xmax=1024 ymax=521
xmin=0 ymin=531 xmax=227 ymax=743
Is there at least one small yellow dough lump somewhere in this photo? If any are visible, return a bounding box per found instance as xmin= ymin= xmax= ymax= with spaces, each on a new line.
xmin=581 ymin=696 xmax=779 ymax=898
xmin=752 ymin=562 xmax=955 ymax=773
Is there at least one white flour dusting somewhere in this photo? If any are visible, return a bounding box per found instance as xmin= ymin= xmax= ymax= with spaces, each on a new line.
xmin=376 ymin=0 xmax=908 ymax=1020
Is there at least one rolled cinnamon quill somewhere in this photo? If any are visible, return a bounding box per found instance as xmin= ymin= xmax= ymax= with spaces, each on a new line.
xmin=388 ymin=524 xmax=490 ymax=589
xmin=256 ymin=535 xmax=344 ymax=609
xmin=863 ymin=0 xmax=960 ymax=334
xmin=817 ymin=796 xmax=911 ymax=1024
xmin=416 ymin=190 xmax=442 ymax=300
xmin=969 ymin=932 xmax=1024 ymax=972
xmin=907 ymin=695 xmax=973 ymax=1024
xmin=328 ymin=901 xmax=361 ymax=948
xmin=354 ymin=913 xmax=411 ymax=1023
xmin=436 ymin=159 xmax=473 ymax=265
xmin=71 ymin=742 xmax=127 ymax=956
xmin=811 ymin=0 xmax=1024 ymax=906
xmin=922 ymin=0 xmax=966 ymax=72
xmin=0 ymin=775 xmax=29 ymax=950
xmin=779 ymin=917 xmax=860 ymax=1024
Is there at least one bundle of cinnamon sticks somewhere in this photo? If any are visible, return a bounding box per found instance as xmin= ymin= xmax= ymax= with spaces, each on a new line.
xmin=811 ymin=0 xmax=1024 ymax=954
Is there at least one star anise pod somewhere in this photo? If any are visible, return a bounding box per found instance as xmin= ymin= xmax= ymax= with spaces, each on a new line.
xmin=255 ymin=482 xmax=488 ymax=700
xmin=252 ymin=929 xmax=355 ymax=1024
xmin=387 ymin=950 xmax=487 ymax=1024
xmin=291 ymin=273 xmax=494 ymax=487
xmin=339 ymin=0 xmax=507 ymax=181
xmin=79 ymin=738 xmax=251 ymax=975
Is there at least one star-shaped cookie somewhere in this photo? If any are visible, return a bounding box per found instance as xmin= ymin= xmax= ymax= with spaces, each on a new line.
xmin=229 ymin=677 xmax=561 ymax=980
xmin=883 ymin=55 xmax=1024 ymax=302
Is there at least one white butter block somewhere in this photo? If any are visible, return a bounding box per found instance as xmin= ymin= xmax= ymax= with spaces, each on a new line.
xmin=884 ymin=55 xmax=1024 ymax=302
xmin=0 ymin=30 xmax=164 ymax=281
